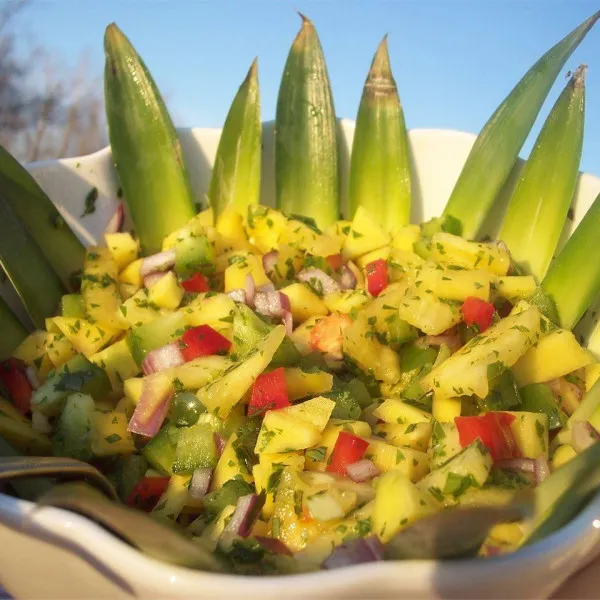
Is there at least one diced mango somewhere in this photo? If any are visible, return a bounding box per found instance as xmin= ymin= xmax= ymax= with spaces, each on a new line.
xmin=12 ymin=331 xmax=52 ymax=365
xmin=494 ymin=276 xmax=537 ymax=303
xmin=90 ymin=410 xmax=135 ymax=456
xmin=365 ymin=438 xmax=429 ymax=481
xmin=391 ymin=225 xmax=420 ymax=252
xmin=104 ymin=232 xmax=140 ymax=270
xmin=343 ymin=206 xmax=391 ymax=260
xmin=280 ymin=283 xmax=328 ymax=324
xmin=119 ymin=258 xmax=144 ymax=287
xmin=551 ymin=444 xmax=577 ymax=470
xmin=508 ymin=411 xmax=549 ymax=459
xmin=255 ymin=410 xmax=321 ymax=453
xmin=432 ymin=394 xmax=462 ymax=422
xmin=148 ymin=271 xmax=184 ymax=310
xmin=374 ymin=399 xmax=432 ymax=425
xmin=324 ymin=289 xmax=370 ymax=315
xmin=224 ymin=253 xmax=271 ymax=291
xmin=374 ymin=422 xmax=432 ymax=452
xmin=284 ymin=368 xmax=333 ymax=401
xmin=211 ymin=432 xmax=254 ymax=491
xmin=53 ymin=317 xmax=118 ymax=357
xmin=356 ymin=246 xmax=391 ymax=269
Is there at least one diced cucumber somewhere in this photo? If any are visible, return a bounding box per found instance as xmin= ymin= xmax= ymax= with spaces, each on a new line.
xmin=142 ymin=423 xmax=179 ymax=476
xmin=400 ymin=344 xmax=438 ymax=373
xmin=60 ymin=294 xmax=86 ymax=318
xmin=456 ymin=485 xmax=519 ymax=508
xmin=202 ymin=477 xmax=254 ymax=520
xmin=31 ymin=354 xmax=111 ymax=416
xmin=519 ymin=383 xmax=567 ymax=430
xmin=51 ymin=393 xmax=95 ymax=461
xmin=126 ymin=311 xmax=187 ymax=365
xmin=232 ymin=304 xmax=300 ymax=366
xmin=173 ymin=422 xmax=217 ymax=473
xmin=418 ymin=440 xmax=493 ymax=505
xmin=174 ymin=233 xmax=215 ymax=279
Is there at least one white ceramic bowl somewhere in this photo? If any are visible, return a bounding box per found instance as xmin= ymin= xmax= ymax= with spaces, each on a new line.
xmin=1 ymin=122 xmax=600 ymax=599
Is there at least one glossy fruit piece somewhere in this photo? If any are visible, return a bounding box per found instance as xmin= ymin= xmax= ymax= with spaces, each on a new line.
xmin=461 ymin=297 xmax=496 ymax=333
xmin=180 ymin=325 xmax=232 ymax=362
xmin=455 ymin=412 xmax=518 ymax=461
xmin=248 ymin=367 xmax=290 ymax=417
xmin=365 ymin=259 xmax=388 ymax=297
xmin=327 ymin=431 xmax=369 ymax=475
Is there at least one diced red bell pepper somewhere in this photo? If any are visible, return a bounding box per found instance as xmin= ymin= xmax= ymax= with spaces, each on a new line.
xmin=365 ymin=259 xmax=388 ymax=297
xmin=461 ymin=297 xmax=496 ymax=333
xmin=0 ymin=358 xmax=33 ymax=415
xmin=181 ymin=272 xmax=210 ymax=293
xmin=455 ymin=412 xmax=518 ymax=461
xmin=326 ymin=253 xmax=344 ymax=271
xmin=327 ymin=431 xmax=369 ymax=475
xmin=180 ymin=325 xmax=232 ymax=362
xmin=126 ymin=476 xmax=170 ymax=512
xmin=248 ymin=367 xmax=290 ymax=417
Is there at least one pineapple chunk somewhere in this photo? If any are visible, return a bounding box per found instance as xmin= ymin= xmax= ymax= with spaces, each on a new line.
xmin=245 ymin=205 xmax=287 ymax=253
xmin=12 ymin=331 xmax=52 ymax=365
xmin=585 ymin=362 xmax=600 ymax=391
xmin=211 ymin=432 xmax=254 ymax=491
xmin=429 ymin=232 xmax=511 ymax=275
xmin=119 ymin=258 xmax=144 ymax=287
xmin=266 ymin=244 xmax=304 ymax=285
xmin=116 ymin=289 xmax=167 ymax=328
xmin=512 ymin=329 xmax=592 ymax=386
xmin=148 ymin=271 xmax=184 ymax=310
xmin=374 ymin=422 xmax=432 ymax=452
xmin=391 ymin=225 xmax=420 ymax=252
xmin=416 ymin=262 xmax=492 ymax=301
xmin=123 ymin=378 xmax=143 ymax=404
xmin=365 ymin=438 xmax=429 ymax=481
xmin=283 ymin=219 xmax=341 ymax=257
xmin=289 ymin=315 xmax=326 ymax=354
xmin=374 ymin=399 xmax=432 ymax=425
xmin=280 ymin=283 xmax=328 ymax=323
xmin=90 ymin=410 xmax=135 ymax=456
xmin=104 ymin=232 xmax=140 ymax=270
xmin=423 ymin=304 xmax=541 ymax=399
xmin=507 ymin=411 xmax=549 ymax=459
xmin=356 ymin=246 xmax=391 ymax=269
xmin=432 ymin=394 xmax=462 ymax=421
xmin=324 ymin=289 xmax=370 ymax=314
xmin=343 ymin=206 xmax=391 ymax=260
xmin=53 ymin=317 xmax=118 ymax=357
xmin=90 ymin=339 xmax=140 ymax=391
xmin=285 ymin=396 xmax=336 ymax=432
xmin=196 ymin=326 xmax=285 ymax=419
xmin=373 ymin=470 xmax=437 ymax=542
xmin=284 ymin=368 xmax=333 ymax=401
xmin=551 ymin=444 xmax=577 ymax=469
xmin=224 ymin=253 xmax=271 ymax=291
xmin=428 ymin=421 xmax=462 ymax=469
xmin=182 ymin=293 xmax=236 ymax=331
xmin=494 ymin=276 xmax=537 ymax=303
xmin=397 ymin=285 xmax=462 ymax=335
xmin=342 ymin=313 xmax=401 ymax=384
xmin=215 ymin=207 xmax=250 ymax=252
xmin=81 ymin=247 xmax=123 ymax=330
xmin=255 ymin=410 xmax=321 ymax=453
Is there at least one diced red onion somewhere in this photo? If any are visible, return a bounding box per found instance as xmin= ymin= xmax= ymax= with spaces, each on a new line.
xmin=495 ymin=458 xmax=535 ymax=473
xmin=105 ymin=201 xmax=124 ymax=234
xmin=25 ymin=366 xmax=40 ymax=390
xmin=534 ymin=456 xmax=551 ymax=485
xmin=282 ymin=310 xmax=293 ymax=336
xmin=262 ymin=251 xmax=279 ymax=275
xmin=214 ymin=433 xmax=226 ymax=457
xmin=571 ymin=420 xmax=599 ymax=453
xmin=244 ymin=274 xmax=256 ymax=307
xmin=298 ymin=268 xmax=341 ymax=296
xmin=140 ymin=249 xmax=176 ymax=277
xmin=423 ymin=333 xmax=461 ymax=352
xmin=254 ymin=536 xmax=293 ymax=556
xmin=220 ymin=494 xmax=262 ymax=544
xmin=322 ymin=536 xmax=384 ymax=570
xmin=257 ymin=283 xmax=276 ymax=294
xmin=31 ymin=411 xmax=51 ymax=433
xmin=338 ymin=265 xmax=357 ymax=290
xmin=254 ymin=291 xmax=289 ymax=319
xmin=142 ymin=343 xmax=185 ymax=375
xmin=227 ymin=289 xmax=246 ymax=303
xmin=127 ymin=380 xmax=174 ymax=437
xmin=144 ymin=272 xmax=167 ymax=289
xmin=345 ymin=459 xmax=380 ymax=482
xmin=189 ymin=467 xmax=213 ymax=500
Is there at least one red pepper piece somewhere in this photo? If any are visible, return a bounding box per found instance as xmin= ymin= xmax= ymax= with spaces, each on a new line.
xmin=461 ymin=297 xmax=496 ymax=333
xmin=181 ymin=272 xmax=210 ymax=293
xmin=327 ymin=431 xmax=369 ymax=475
xmin=0 ymin=358 xmax=33 ymax=415
xmin=326 ymin=253 xmax=344 ymax=271
xmin=180 ymin=325 xmax=232 ymax=362
xmin=365 ymin=259 xmax=388 ymax=297
xmin=126 ymin=476 xmax=170 ymax=512
xmin=248 ymin=367 xmax=290 ymax=417
xmin=455 ymin=412 xmax=518 ymax=461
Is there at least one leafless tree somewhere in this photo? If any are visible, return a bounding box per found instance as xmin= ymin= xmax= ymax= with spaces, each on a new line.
xmin=0 ymin=1 xmax=107 ymax=162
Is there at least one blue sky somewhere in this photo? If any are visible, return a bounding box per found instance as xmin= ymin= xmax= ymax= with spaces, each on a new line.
xmin=17 ymin=0 xmax=600 ymax=174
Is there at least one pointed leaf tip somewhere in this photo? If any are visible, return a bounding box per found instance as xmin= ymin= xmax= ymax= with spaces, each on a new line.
xmin=573 ymin=64 xmax=588 ymax=87
xmin=369 ymin=35 xmax=393 ymax=80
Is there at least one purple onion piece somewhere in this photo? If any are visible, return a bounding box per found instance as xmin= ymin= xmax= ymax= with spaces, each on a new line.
xmin=227 ymin=289 xmax=246 ymax=303
xmin=262 ymin=250 xmax=279 ymax=275
xmin=189 ymin=467 xmax=213 ymax=499
xmin=214 ymin=433 xmax=227 ymax=457
xmin=144 ymin=271 xmax=167 ymax=289
xmin=346 ymin=459 xmax=380 ymax=482
xmin=297 ymin=267 xmax=341 ymax=296
xmin=105 ymin=201 xmax=125 ymax=234
xmin=495 ymin=458 xmax=536 ymax=473
xmin=244 ymin=274 xmax=256 ymax=307
xmin=127 ymin=380 xmax=174 ymax=437
xmin=338 ymin=265 xmax=357 ymax=290
xmin=571 ymin=420 xmax=599 ymax=453
xmin=534 ymin=455 xmax=551 ymax=485
xmin=141 ymin=342 xmax=185 ymax=375
xmin=254 ymin=291 xmax=288 ymax=318
xmin=254 ymin=536 xmax=293 ymax=556
xmin=139 ymin=249 xmax=176 ymax=277
xmin=257 ymin=283 xmax=277 ymax=294
xmin=282 ymin=310 xmax=294 ymax=336
xmin=220 ymin=494 xmax=263 ymax=546
xmin=322 ymin=536 xmax=385 ymax=570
